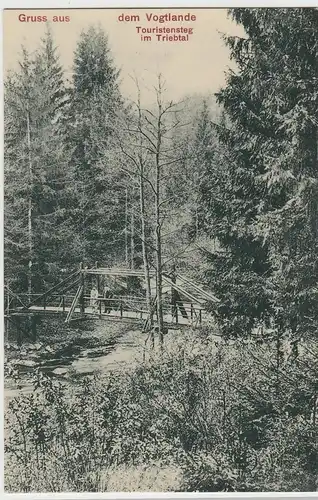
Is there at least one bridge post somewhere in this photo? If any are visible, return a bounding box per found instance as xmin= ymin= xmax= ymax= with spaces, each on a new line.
xmin=79 ymin=262 xmax=85 ymax=314
xmin=95 ymin=261 xmax=100 ymax=295
xmin=171 ymin=264 xmax=177 ymax=323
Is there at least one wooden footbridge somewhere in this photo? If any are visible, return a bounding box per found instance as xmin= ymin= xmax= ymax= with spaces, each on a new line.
xmin=4 ymin=265 xmax=219 ymax=332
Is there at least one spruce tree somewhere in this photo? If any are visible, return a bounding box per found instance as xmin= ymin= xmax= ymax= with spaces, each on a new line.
xmin=4 ymin=48 xmax=34 ymax=292
xmin=31 ymin=27 xmax=75 ymax=288
xmin=4 ymin=28 xmax=72 ymax=293
xmin=68 ymin=25 xmax=126 ymax=266
xmin=199 ymin=8 xmax=318 ymax=339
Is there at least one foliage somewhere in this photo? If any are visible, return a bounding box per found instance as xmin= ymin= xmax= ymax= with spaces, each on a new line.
xmin=5 ymin=331 xmax=318 ymax=492
xmin=4 ymin=25 xmax=128 ymax=293
xmin=4 ymin=28 xmax=73 ymax=292
xmin=198 ymin=8 xmax=318 ymax=340
xmin=67 ymin=25 xmax=127 ymax=266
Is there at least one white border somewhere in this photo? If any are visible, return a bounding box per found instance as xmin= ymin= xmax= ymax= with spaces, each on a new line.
xmin=1 ymin=0 xmax=318 ymax=499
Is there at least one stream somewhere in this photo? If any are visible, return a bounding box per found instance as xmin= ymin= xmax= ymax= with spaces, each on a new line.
xmin=4 ymin=317 xmax=148 ymax=405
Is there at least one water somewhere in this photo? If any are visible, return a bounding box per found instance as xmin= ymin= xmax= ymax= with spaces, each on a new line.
xmin=4 ymin=318 xmax=147 ymax=403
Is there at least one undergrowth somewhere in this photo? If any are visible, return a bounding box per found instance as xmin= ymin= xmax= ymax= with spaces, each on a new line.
xmin=4 ymin=330 xmax=318 ymax=492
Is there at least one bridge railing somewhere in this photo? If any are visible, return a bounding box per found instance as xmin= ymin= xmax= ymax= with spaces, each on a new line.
xmin=17 ymin=293 xmax=79 ymax=311
xmin=13 ymin=293 xmax=204 ymax=325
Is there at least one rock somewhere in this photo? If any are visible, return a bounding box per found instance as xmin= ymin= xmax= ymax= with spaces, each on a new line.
xmin=45 ymin=346 xmax=55 ymax=353
xmin=17 ymin=359 xmax=36 ymax=367
xmin=52 ymin=367 xmax=68 ymax=376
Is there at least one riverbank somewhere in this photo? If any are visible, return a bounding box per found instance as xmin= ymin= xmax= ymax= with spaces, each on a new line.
xmin=4 ymin=318 xmax=145 ymax=402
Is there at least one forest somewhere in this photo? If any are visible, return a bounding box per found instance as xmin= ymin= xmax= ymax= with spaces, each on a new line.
xmin=3 ymin=8 xmax=318 ymax=492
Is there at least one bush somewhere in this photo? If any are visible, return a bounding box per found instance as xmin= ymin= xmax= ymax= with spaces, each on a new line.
xmin=4 ymin=330 xmax=318 ymax=492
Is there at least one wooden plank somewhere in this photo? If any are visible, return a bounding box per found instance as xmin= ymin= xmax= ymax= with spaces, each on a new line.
xmin=27 ymin=270 xmax=80 ymax=308
xmin=85 ymin=268 xmax=156 ymax=278
xmin=162 ymin=275 xmax=205 ymax=306
xmin=65 ymin=285 xmax=83 ymax=324
xmin=5 ymin=286 xmax=28 ymax=309
xmin=176 ymin=274 xmax=220 ymax=303
xmin=59 ymin=277 xmax=81 ymax=295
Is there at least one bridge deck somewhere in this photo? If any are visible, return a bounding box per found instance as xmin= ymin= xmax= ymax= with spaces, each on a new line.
xmin=15 ymin=304 xmax=198 ymax=326
xmin=5 ymin=266 xmax=214 ymax=328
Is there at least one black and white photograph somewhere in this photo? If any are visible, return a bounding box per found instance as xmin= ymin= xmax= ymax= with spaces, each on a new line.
xmin=3 ymin=6 xmax=318 ymax=493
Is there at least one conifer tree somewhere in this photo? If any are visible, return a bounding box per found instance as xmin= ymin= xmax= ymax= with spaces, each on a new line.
xmin=31 ymin=27 xmax=75 ymax=287
xmin=4 ymin=27 xmax=72 ymax=292
xmin=199 ymin=8 xmax=318 ymax=339
xmin=4 ymin=48 xmax=34 ymax=292
xmin=68 ymin=25 xmax=126 ymax=266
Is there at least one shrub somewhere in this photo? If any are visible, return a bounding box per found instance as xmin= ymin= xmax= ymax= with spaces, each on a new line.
xmin=4 ymin=330 xmax=318 ymax=492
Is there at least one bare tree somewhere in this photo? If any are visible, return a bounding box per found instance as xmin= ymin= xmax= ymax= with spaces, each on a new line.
xmin=117 ymin=74 xmax=188 ymax=345
xmin=144 ymin=75 xmax=189 ymax=344
xmin=116 ymin=83 xmax=154 ymax=333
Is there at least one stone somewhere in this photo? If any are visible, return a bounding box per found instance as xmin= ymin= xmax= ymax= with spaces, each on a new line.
xmin=52 ymin=367 xmax=68 ymax=376
xmin=17 ymin=359 xmax=36 ymax=367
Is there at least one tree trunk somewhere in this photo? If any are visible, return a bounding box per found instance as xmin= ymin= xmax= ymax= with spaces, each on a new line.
xmin=125 ymin=187 xmax=129 ymax=266
xmin=195 ymin=205 xmax=199 ymax=239
xmin=5 ymin=283 xmax=10 ymax=342
xmin=27 ymin=110 xmax=32 ymax=297
xmin=136 ymin=81 xmax=154 ymax=332
xmin=155 ymin=105 xmax=164 ymax=345
xmin=155 ymin=214 xmax=164 ymax=346
xmin=130 ymin=209 xmax=135 ymax=269
xmin=139 ymin=171 xmax=153 ymax=328
xmin=171 ymin=263 xmax=177 ymax=322
xmin=276 ymin=328 xmax=284 ymax=400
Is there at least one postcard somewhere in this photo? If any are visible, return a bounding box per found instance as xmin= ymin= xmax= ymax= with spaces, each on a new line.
xmin=3 ymin=6 xmax=318 ymax=494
